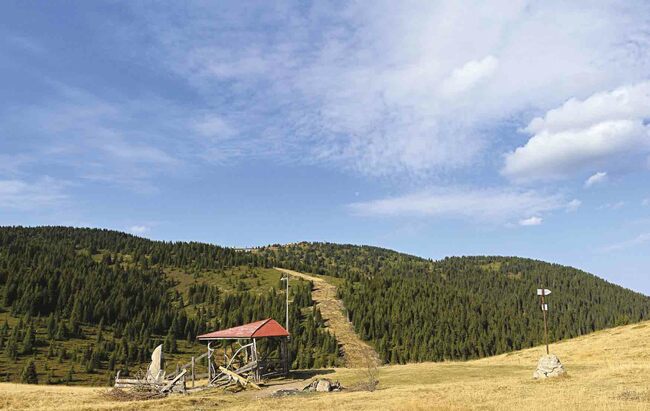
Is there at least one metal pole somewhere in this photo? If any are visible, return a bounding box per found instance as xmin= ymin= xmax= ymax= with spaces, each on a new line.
xmin=285 ymin=275 xmax=289 ymax=335
xmin=541 ymin=287 xmax=549 ymax=355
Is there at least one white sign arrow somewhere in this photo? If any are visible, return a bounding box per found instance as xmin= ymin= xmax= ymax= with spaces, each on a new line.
xmin=537 ymin=288 xmax=552 ymax=296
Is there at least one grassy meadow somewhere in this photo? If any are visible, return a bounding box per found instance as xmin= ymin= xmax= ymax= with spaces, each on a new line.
xmin=2 ymin=319 xmax=650 ymax=410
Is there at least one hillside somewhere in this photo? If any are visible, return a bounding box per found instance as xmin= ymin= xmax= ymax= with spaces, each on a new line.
xmin=0 ymin=227 xmax=339 ymax=385
xmin=259 ymin=242 xmax=650 ymax=362
xmin=0 ymin=227 xmax=648 ymax=386
xmin=275 ymin=268 xmax=381 ymax=367
xmin=3 ymin=319 xmax=650 ymax=410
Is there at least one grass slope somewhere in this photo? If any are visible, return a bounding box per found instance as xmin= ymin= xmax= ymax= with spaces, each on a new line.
xmin=3 ymin=320 xmax=650 ymax=410
xmin=275 ymin=267 xmax=381 ymax=367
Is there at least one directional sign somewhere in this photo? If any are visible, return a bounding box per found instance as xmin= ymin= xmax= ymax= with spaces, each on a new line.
xmin=537 ymin=288 xmax=552 ymax=296
xmin=541 ymin=303 xmax=548 ymax=311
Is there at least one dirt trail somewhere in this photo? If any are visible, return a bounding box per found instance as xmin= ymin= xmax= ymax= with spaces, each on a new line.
xmin=274 ymin=267 xmax=381 ymax=368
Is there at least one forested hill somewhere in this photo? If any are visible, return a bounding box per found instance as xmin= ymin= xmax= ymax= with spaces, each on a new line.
xmin=0 ymin=227 xmax=337 ymax=385
xmin=258 ymin=242 xmax=650 ymax=363
xmin=0 ymin=227 xmax=648 ymax=385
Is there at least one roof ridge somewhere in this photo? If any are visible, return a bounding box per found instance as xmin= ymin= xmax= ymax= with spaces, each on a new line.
xmin=252 ymin=318 xmax=272 ymax=335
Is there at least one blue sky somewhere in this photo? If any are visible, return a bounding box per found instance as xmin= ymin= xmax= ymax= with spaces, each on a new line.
xmin=1 ymin=1 xmax=650 ymax=293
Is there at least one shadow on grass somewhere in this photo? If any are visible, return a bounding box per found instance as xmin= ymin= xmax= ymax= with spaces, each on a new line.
xmin=289 ymin=369 xmax=336 ymax=380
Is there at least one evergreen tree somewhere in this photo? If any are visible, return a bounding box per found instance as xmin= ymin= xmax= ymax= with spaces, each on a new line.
xmin=20 ymin=359 xmax=38 ymax=384
xmin=22 ymin=325 xmax=35 ymax=355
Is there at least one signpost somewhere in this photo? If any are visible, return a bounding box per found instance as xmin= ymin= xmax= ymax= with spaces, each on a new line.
xmin=537 ymin=287 xmax=551 ymax=354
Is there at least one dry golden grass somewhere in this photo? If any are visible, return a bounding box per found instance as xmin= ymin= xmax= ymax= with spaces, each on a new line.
xmin=274 ymin=267 xmax=381 ymax=367
xmin=4 ymin=318 xmax=650 ymax=410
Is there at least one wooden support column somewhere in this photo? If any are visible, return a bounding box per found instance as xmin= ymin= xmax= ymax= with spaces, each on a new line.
xmin=252 ymin=338 xmax=259 ymax=382
xmin=207 ymin=342 xmax=212 ymax=383
xmin=281 ymin=337 xmax=289 ymax=375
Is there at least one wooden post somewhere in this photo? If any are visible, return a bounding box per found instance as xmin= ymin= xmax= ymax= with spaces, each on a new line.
xmin=252 ymin=338 xmax=259 ymax=382
xmin=540 ymin=286 xmax=549 ymax=355
xmin=281 ymin=337 xmax=289 ymax=375
xmin=191 ymin=356 xmax=195 ymax=388
xmin=207 ymin=342 xmax=211 ymax=384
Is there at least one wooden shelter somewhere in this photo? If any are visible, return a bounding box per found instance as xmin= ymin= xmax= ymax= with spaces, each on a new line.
xmin=197 ymin=318 xmax=290 ymax=384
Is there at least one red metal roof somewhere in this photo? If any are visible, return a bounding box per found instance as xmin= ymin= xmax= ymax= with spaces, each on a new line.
xmin=197 ymin=318 xmax=289 ymax=340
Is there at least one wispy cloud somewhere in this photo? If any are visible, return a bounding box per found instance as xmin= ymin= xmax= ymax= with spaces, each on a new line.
xmin=584 ymin=172 xmax=608 ymax=188
xmin=349 ymin=187 xmax=574 ymax=223
xmin=519 ymin=216 xmax=543 ymax=226
xmin=0 ymin=177 xmax=68 ymax=210
xmin=602 ymin=233 xmax=650 ymax=252
xmin=599 ymin=201 xmax=626 ymax=210
xmin=5 ymin=83 xmax=183 ymax=192
xmin=132 ymin=1 xmax=650 ymax=178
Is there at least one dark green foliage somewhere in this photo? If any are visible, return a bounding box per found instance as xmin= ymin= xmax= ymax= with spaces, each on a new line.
xmin=20 ymin=359 xmax=38 ymax=384
xmin=260 ymin=243 xmax=650 ymax=364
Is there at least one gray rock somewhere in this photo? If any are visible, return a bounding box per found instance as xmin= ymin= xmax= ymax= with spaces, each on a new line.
xmin=316 ymin=379 xmax=332 ymax=392
xmin=533 ymin=354 xmax=566 ymax=379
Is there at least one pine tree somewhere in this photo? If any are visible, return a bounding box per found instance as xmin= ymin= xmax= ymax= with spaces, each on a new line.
xmin=20 ymin=359 xmax=38 ymax=384
xmin=165 ymin=326 xmax=177 ymax=354
xmin=65 ymin=366 xmax=74 ymax=385
xmin=22 ymin=325 xmax=35 ymax=355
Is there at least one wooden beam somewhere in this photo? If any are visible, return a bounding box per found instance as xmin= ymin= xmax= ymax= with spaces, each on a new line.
xmin=160 ymin=369 xmax=187 ymax=393
xmin=218 ymin=366 xmax=261 ymax=390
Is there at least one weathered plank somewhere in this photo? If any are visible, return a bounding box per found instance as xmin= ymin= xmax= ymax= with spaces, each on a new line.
xmin=218 ymin=366 xmax=261 ymax=390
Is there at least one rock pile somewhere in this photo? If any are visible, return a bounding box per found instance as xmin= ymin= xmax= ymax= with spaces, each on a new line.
xmin=533 ymin=354 xmax=566 ymax=379
xmin=304 ymin=378 xmax=343 ymax=392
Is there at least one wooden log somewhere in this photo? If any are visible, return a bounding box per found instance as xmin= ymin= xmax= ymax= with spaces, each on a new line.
xmin=160 ymin=369 xmax=187 ymax=393
xmin=233 ymin=360 xmax=257 ymax=375
xmin=115 ymin=379 xmax=164 ymax=386
xmin=218 ymin=366 xmax=260 ymax=390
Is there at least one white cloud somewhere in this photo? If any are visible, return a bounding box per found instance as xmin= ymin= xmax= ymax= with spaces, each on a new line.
xmin=599 ymin=201 xmax=626 ymax=210
xmin=584 ymin=171 xmax=608 ymax=188
xmin=0 ymin=177 xmax=67 ymax=210
xmin=128 ymin=225 xmax=150 ymax=235
xmin=349 ymin=186 xmax=574 ymax=223
xmin=192 ymin=114 xmax=236 ymax=139
xmin=519 ymin=216 xmax=543 ymax=226
xmin=566 ymin=199 xmax=582 ymax=212
xmin=441 ymin=56 xmax=499 ymax=96
xmin=133 ymin=1 xmax=650 ymax=177
xmin=602 ymin=233 xmax=650 ymax=252
xmin=503 ymin=82 xmax=650 ymax=182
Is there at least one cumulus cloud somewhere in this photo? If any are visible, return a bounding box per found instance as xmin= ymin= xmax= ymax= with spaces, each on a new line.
xmin=0 ymin=177 xmax=67 ymax=210
xmin=503 ymin=82 xmax=650 ymax=181
xmin=584 ymin=171 xmax=608 ymax=188
xmin=349 ymin=186 xmax=575 ymax=223
xmin=519 ymin=216 xmax=543 ymax=226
